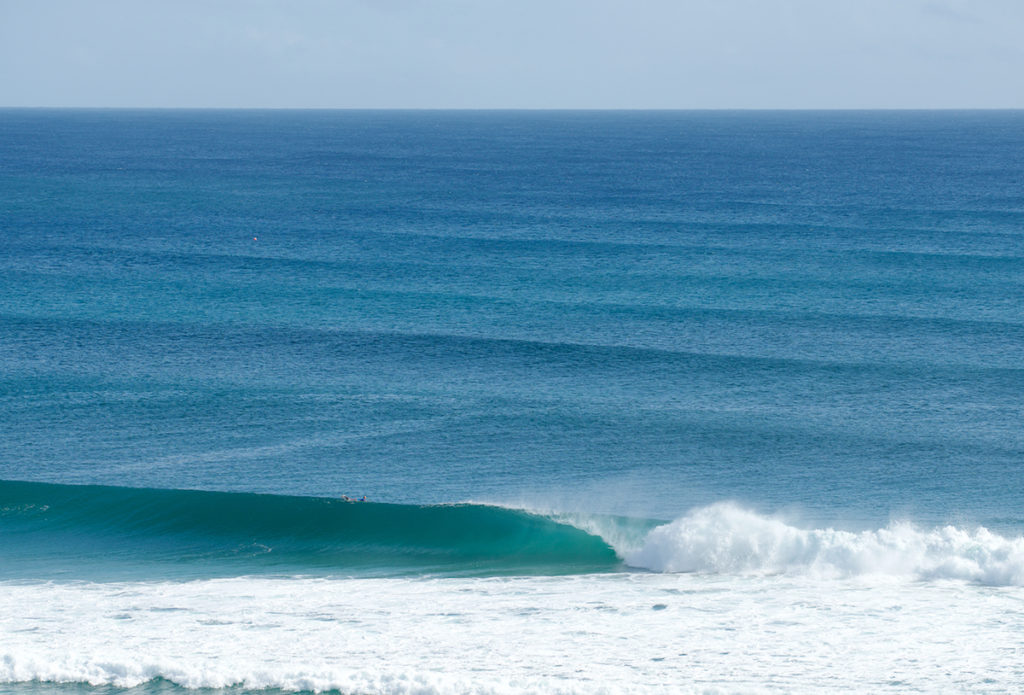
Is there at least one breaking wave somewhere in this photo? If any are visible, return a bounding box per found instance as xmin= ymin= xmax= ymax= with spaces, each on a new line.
xmin=4 ymin=481 xmax=1024 ymax=585
xmin=624 ymin=502 xmax=1024 ymax=585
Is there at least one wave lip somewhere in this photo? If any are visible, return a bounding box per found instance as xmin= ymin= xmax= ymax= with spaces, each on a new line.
xmin=625 ymin=502 xmax=1024 ymax=585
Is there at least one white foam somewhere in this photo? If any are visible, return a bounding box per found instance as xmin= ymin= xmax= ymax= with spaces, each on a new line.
xmin=3 ymin=573 xmax=1024 ymax=693
xmin=622 ymin=502 xmax=1024 ymax=584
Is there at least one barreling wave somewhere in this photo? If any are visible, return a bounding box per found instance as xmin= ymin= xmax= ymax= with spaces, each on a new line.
xmin=5 ymin=481 xmax=1024 ymax=584
xmin=623 ymin=502 xmax=1024 ymax=585
xmin=0 ymin=480 xmax=619 ymax=578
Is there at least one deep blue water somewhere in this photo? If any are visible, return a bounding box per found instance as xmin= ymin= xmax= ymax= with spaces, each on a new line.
xmin=2 ymin=109 xmax=1024 ymax=557
xmin=3 ymin=109 xmax=1024 ymax=694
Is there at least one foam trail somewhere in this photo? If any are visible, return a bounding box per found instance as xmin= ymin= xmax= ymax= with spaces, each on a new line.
xmin=624 ymin=502 xmax=1024 ymax=585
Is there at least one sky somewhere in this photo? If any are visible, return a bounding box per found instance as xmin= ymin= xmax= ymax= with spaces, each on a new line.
xmin=1 ymin=0 xmax=1022 ymax=109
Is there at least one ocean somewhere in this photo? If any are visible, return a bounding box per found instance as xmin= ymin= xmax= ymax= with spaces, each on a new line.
xmin=1 ymin=109 xmax=1023 ymax=693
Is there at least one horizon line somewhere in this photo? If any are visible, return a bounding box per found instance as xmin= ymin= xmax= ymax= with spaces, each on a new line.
xmin=2 ymin=106 xmax=1023 ymax=112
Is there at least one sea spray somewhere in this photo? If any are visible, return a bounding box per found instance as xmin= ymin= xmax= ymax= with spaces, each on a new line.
xmin=624 ymin=502 xmax=1024 ymax=584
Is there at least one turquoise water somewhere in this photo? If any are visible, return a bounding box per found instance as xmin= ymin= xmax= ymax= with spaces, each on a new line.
xmin=0 ymin=480 xmax=626 ymax=579
xmin=2 ymin=110 xmax=1023 ymax=693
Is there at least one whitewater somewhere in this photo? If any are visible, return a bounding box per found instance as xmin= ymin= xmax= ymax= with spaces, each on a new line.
xmin=5 ymin=489 xmax=1024 ymax=692
xmin=4 ymin=572 xmax=1023 ymax=694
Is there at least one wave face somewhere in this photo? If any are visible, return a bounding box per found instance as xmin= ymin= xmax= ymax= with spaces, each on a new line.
xmin=624 ymin=502 xmax=1024 ymax=585
xmin=0 ymin=480 xmax=619 ymax=578
xmin=7 ymin=481 xmax=1024 ymax=586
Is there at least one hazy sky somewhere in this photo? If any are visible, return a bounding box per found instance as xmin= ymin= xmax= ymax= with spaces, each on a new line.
xmin=1 ymin=0 xmax=1022 ymax=108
